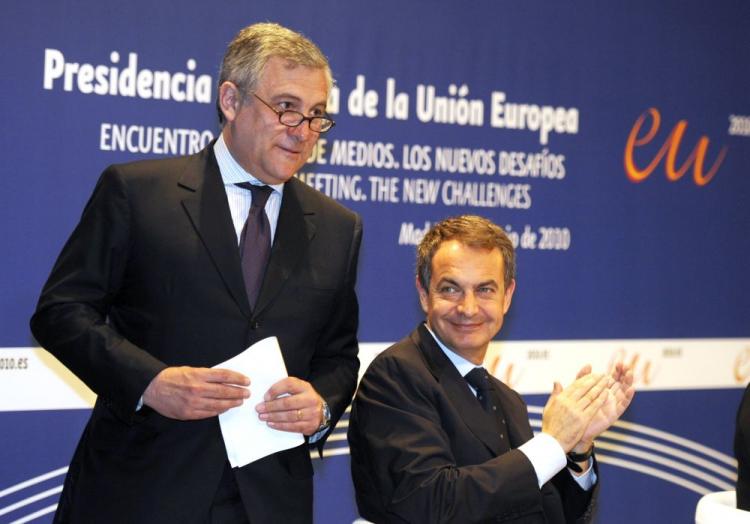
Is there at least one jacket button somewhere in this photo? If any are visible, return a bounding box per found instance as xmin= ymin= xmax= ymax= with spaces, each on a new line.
xmin=251 ymin=321 xmax=260 ymax=330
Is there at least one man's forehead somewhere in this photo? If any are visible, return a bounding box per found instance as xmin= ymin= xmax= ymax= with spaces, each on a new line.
xmin=258 ymin=57 xmax=328 ymax=95
xmin=431 ymin=241 xmax=505 ymax=278
xmin=434 ymin=240 xmax=502 ymax=259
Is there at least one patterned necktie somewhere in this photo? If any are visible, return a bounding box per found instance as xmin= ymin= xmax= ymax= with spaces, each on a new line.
xmin=465 ymin=367 xmax=509 ymax=443
xmin=236 ymin=183 xmax=272 ymax=309
xmin=464 ymin=367 xmax=495 ymax=412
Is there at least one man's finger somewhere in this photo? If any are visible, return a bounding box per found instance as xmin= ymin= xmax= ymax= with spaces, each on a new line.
xmin=576 ymin=375 xmax=608 ymax=408
xmin=609 ymin=381 xmax=623 ymax=395
xmin=202 ymin=367 xmax=250 ymax=386
xmin=202 ymin=382 xmax=251 ymax=400
xmin=582 ymin=386 xmax=609 ymax=419
xmin=623 ymin=367 xmax=635 ymax=386
xmin=258 ymin=388 xmax=321 ymax=414
xmin=260 ymin=406 xmax=310 ymax=423
xmin=258 ymin=394 xmax=299 ymax=413
xmin=566 ymin=373 xmax=604 ymax=401
xmin=264 ymin=377 xmax=307 ymax=401
xmin=267 ymin=421 xmax=310 ymax=433
xmin=198 ymin=397 xmax=246 ymax=414
xmin=551 ymin=381 xmax=563 ymax=396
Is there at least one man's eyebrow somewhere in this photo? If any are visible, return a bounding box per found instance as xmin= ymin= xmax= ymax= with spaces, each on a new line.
xmin=267 ymin=92 xmax=300 ymax=103
xmin=270 ymin=92 xmax=327 ymax=108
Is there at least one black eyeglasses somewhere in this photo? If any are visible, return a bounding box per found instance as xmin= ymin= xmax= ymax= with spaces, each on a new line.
xmin=252 ymin=93 xmax=335 ymax=133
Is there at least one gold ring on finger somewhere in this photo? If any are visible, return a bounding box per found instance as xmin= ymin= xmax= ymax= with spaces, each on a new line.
xmin=296 ymin=409 xmax=302 ymax=421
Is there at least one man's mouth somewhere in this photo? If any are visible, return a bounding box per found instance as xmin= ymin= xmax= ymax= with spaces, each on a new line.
xmin=277 ymin=145 xmax=301 ymax=155
xmin=450 ymin=321 xmax=482 ymax=331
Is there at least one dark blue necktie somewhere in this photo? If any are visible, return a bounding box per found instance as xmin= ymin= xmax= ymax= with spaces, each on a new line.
xmin=236 ymin=183 xmax=272 ymax=309
xmin=465 ymin=367 xmax=495 ymax=412
xmin=465 ymin=367 xmax=509 ymax=444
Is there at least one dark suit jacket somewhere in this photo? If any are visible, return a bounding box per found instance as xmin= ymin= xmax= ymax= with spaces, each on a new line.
xmin=30 ymin=144 xmax=362 ymax=523
xmin=735 ymin=383 xmax=750 ymax=509
xmin=348 ymin=324 xmax=596 ymax=524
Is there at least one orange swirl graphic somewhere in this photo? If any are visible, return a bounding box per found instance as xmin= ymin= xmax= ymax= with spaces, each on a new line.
xmin=624 ymin=108 xmax=728 ymax=186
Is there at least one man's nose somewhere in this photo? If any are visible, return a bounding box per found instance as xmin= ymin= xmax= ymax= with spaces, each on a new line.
xmin=457 ymin=292 xmax=478 ymax=316
xmin=287 ymin=121 xmax=314 ymax=141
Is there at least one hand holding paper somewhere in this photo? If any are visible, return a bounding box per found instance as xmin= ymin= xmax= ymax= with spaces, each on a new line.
xmin=214 ymin=336 xmax=304 ymax=468
xmin=143 ymin=366 xmax=250 ymax=420
xmin=256 ymin=376 xmax=326 ymax=436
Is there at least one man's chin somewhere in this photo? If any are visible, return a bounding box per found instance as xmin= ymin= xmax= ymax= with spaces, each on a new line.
xmin=445 ymin=329 xmax=488 ymax=345
xmin=260 ymin=167 xmax=297 ymax=185
xmin=275 ymin=147 xmax=306 ymax=165
xmin=272 ymin=160 xmax=305 ymax=181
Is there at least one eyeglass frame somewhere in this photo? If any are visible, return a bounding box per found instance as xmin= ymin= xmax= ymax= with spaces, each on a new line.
xmin=251 ymin=92 xmax=336 ymax=133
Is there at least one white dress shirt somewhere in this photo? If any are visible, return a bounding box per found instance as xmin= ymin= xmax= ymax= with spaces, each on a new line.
xmin=213 ymin=133 xmax=284 ymax=243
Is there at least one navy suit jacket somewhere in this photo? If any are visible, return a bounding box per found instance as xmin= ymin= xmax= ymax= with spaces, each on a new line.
xmin=348 ymin=324 xmax=596 ymax=523
xmin=735 ymin=383 xmax=750 ymax=509
xmin=31 ymin=143 xmax=362 ymax=523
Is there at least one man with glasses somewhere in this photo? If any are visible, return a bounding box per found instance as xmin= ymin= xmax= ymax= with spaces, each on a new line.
xmin=31 ymin=23 xmax=360 ymax=524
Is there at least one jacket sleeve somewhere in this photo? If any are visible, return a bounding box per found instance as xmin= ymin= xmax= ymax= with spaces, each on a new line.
xmin=308 ymin=212 xmax=362 ymax=450
xmin=30 ymin=166 xmax=166 ymax=413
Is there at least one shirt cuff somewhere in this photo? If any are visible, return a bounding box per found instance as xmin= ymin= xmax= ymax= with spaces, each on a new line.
xmin=308 ymin=427 xmax=328 ymax=443
xmin=570 ymin=459 xmax=597 ymax=490
xmin=518 ymin=433 xmax=567 ymax=488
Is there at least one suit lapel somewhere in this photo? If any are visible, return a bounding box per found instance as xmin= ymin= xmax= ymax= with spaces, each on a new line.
xmin=414 ymin=325 xmax=508 ymax=457
xmin=179 ymin=146 xmax=252 ymax=318
xmin=253 ymin=178 xmax=315 ymax=317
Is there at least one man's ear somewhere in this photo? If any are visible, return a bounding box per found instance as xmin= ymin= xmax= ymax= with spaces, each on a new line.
xmin=502 ymin=278 xmax=516 ymax=314
xmin=416 ymin=276 xmax=429 ymax=314
xmin=218 ymin=81 xmax=242 ymax=123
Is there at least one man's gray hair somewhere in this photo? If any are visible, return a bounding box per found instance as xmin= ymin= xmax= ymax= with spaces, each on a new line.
xmin=216 ymin=22 xmax=333 ymax=124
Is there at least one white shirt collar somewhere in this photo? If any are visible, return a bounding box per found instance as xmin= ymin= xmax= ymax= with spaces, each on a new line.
xmin=213 ymin=133 xmax=284 ymax=195
xmin=423 ymin=324 xmax=482 ymax=378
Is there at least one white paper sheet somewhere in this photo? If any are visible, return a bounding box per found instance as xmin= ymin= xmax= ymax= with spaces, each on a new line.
xmin=215 ymin=336 xmax=304 ymax=468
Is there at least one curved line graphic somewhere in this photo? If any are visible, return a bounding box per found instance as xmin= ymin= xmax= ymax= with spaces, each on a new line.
xmin=312 ymin=447 xmax=352 ymax=459
xmin=527 ymin=419 xmax=736 ymax=483
xmin=8 ymin=503 xmax=57 ymax=524
xmin=0 ymin=467 xmax=67 ymax=500
xmin=596 ymin=454 xmax=711 ymax=496
xmin=526 ymin=408 xmax=736 ymax=494
xmin=612 ymin=420 xmax=736 ymax=467
xmin=0 ymin=486 xmax=62 ymax=517
xmin=597 ymin=428 xmax=736 ymax=481
xmin=527 ymin=425 xmax=734 ymax=491
xmin=595 ymin=441 xmax=733 ymax=491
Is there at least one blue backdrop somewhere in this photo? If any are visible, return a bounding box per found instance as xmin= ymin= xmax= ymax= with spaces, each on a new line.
xmin=2 ymin=1 xmax=749 ymax=522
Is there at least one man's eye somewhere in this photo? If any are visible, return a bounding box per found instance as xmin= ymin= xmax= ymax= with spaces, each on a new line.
xmin=439 ymin=286 xmax=458 ymax=294
xmin=277 ymin=101 xmax=294 ymax=110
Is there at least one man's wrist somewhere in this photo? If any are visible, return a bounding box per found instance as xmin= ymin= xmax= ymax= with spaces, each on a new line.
xmin=571 ymin=440 xmax=594 ymax=454
xmin=566 ymin=442 xmax=594 ymax=473
xmin=316 ymin=400 xmax=331 ymax=432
